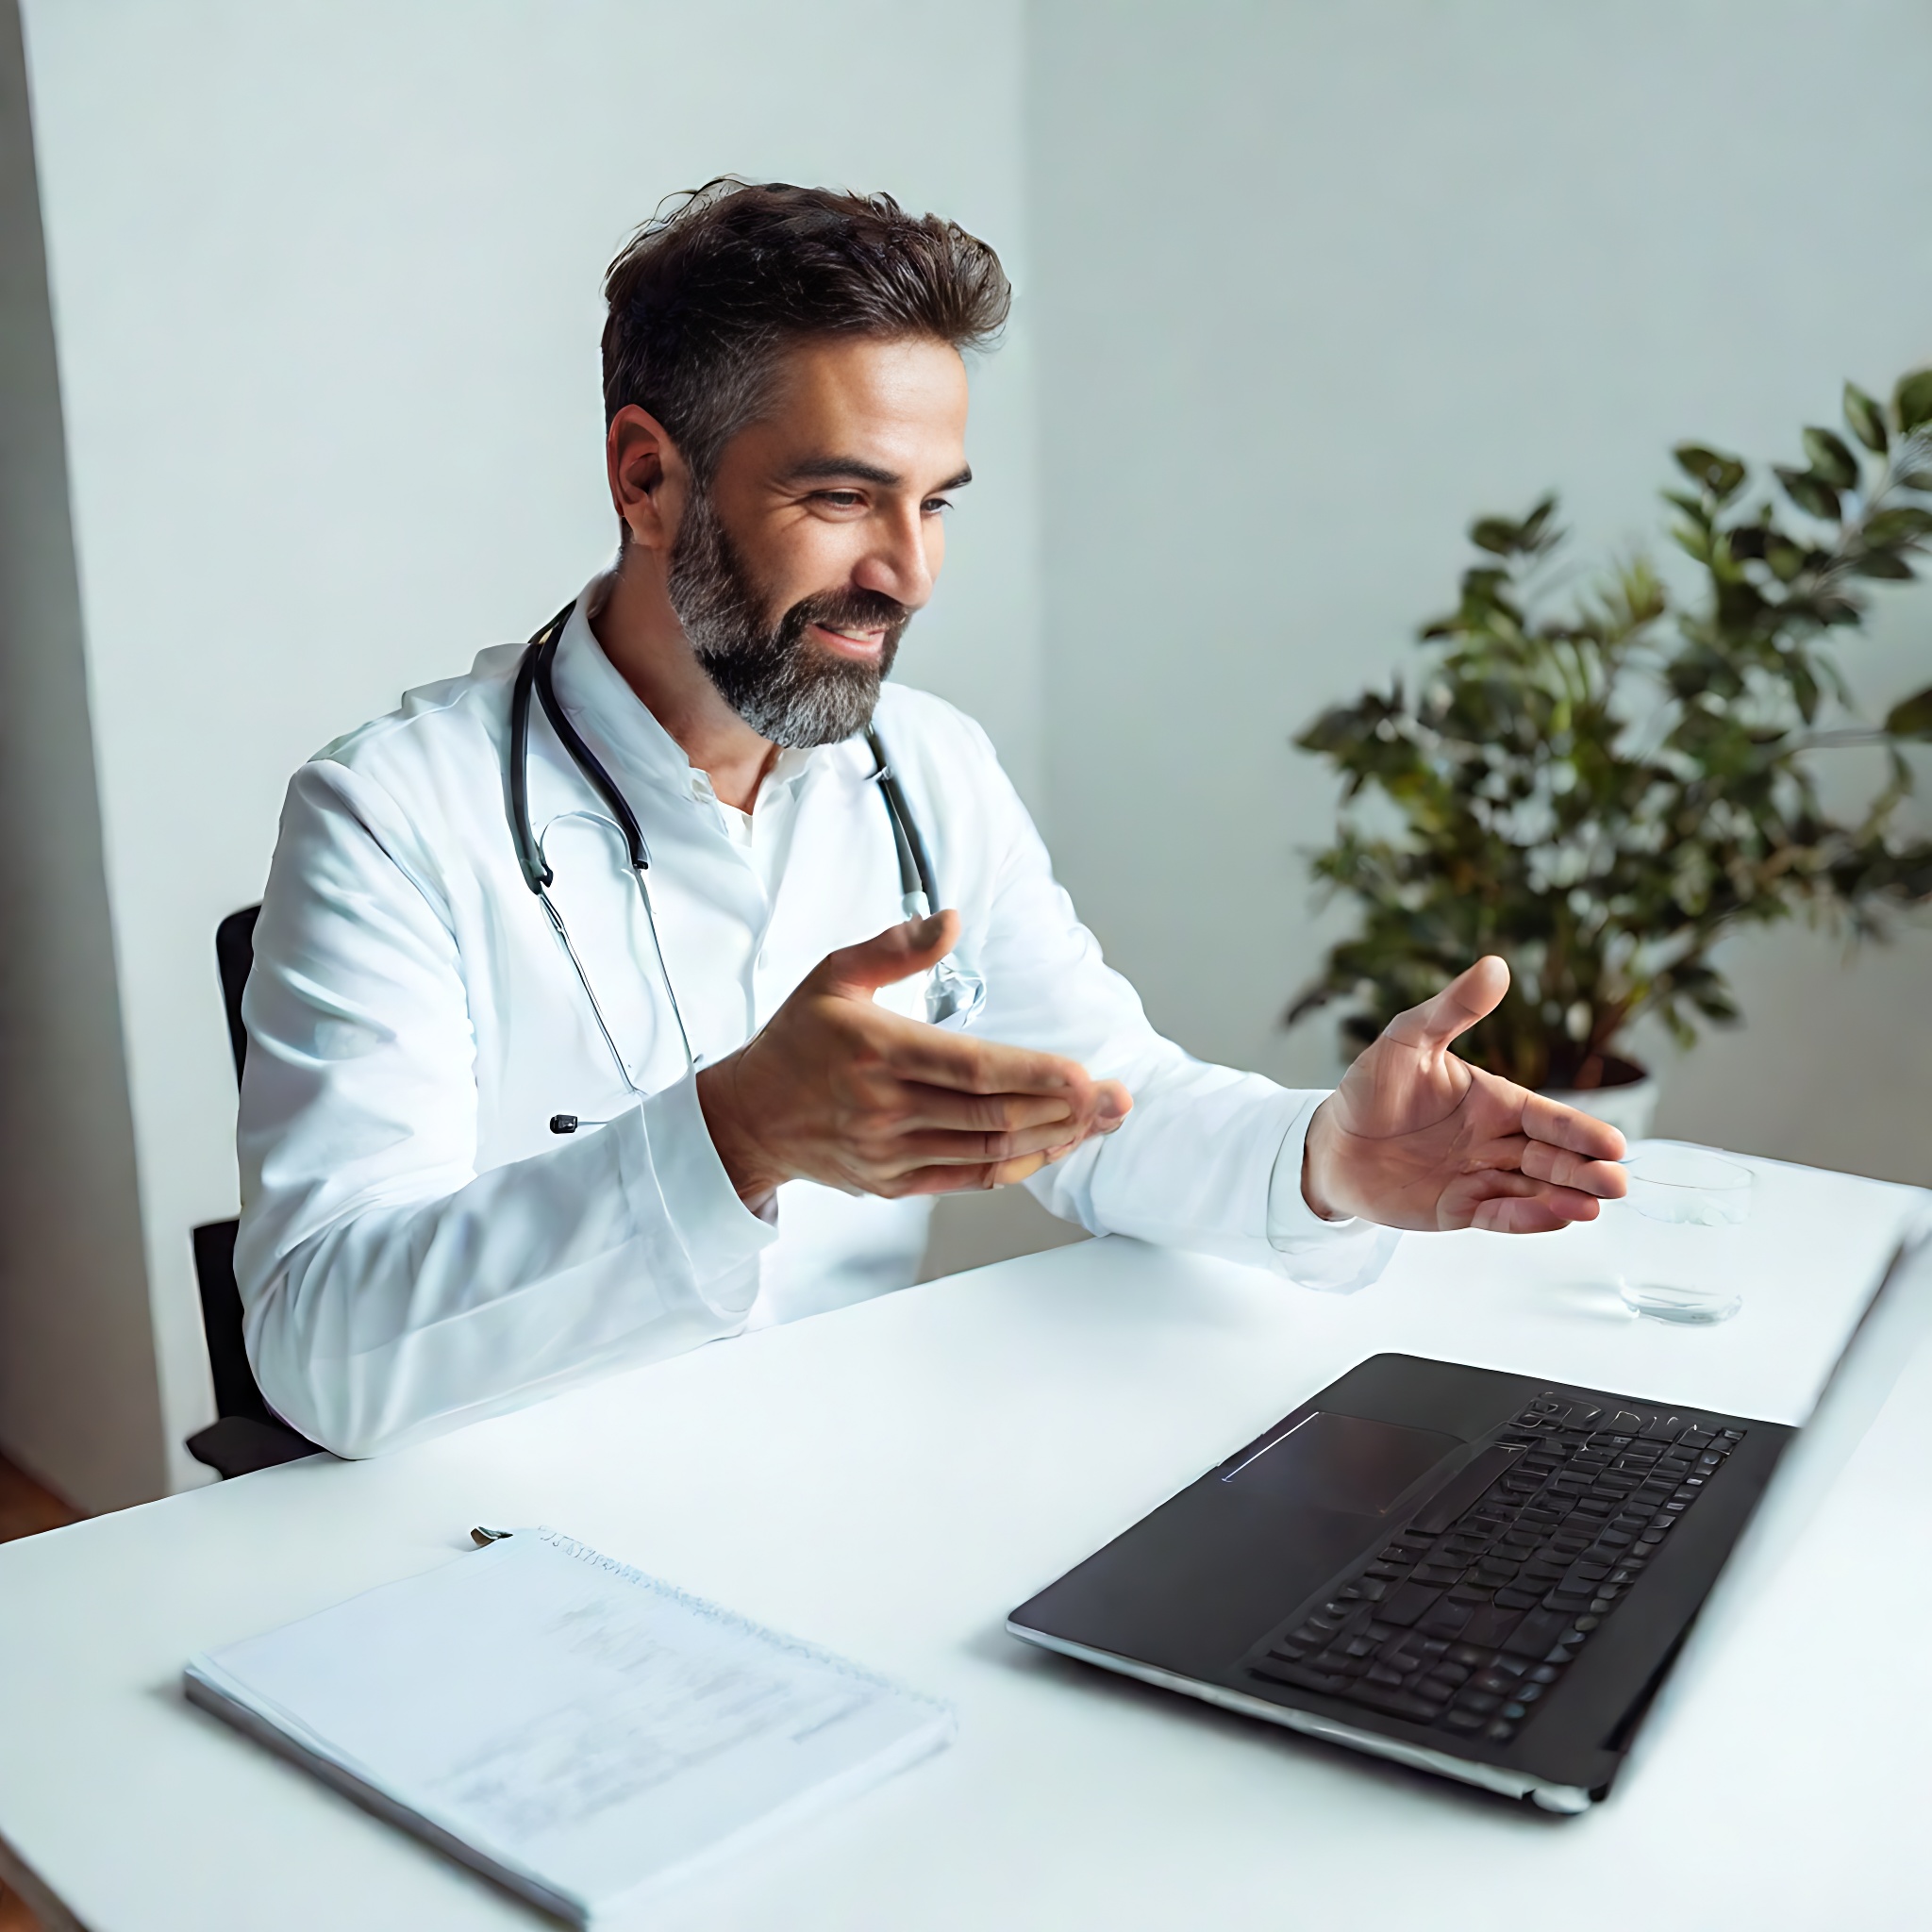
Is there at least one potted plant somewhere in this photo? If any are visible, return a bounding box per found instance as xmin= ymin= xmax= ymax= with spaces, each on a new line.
xmin=1289 ymin=370 xmax=1932 ymax=1141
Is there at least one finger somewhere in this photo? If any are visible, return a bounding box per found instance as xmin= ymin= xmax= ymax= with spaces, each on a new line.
xmin=884 ymin=1156 xmax=1043 ymax=1197
xmin=878 ymin=1121 xmax=1093 ymax=1171
xmin=1458 ymin=1171 xmax=1606 ymax=1232
xmin=1519 ymin=1090 xmax=1627 ymax=1163
xmin=890 ymin=1084 xmax=1074 ymax=1135
xmin=874 ymin=1015 xmax=1092 ymax=1100
xmin=1478 ymin=1133 xmax=1627 ymax=1199
xmin=812 ymin=910 xmax=963 ymax=997
xmin=1519 ymin=1138 xmax=1626 ymax=1198
xmin=1473 ymin=1193 xmax=1578 ymax=1234
xmin=1383 ymin=955 xmax=1509 ymax=1054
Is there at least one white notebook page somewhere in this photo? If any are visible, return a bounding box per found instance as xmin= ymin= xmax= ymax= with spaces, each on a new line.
xmin=185 ymin=1530 xmax=953 ymax=1922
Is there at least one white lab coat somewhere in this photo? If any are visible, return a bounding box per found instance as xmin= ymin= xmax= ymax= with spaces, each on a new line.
xmin=237 ymin=588 xmax=1396 ymax=1457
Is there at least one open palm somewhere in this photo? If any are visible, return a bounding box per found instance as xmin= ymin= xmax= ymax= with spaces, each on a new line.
xmin=1303 ymin=957 xmax=1628 ymax=1233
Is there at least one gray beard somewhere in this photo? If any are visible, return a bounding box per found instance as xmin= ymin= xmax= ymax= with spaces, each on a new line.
xmin=666 ymin=490 xmax=908 ymax=748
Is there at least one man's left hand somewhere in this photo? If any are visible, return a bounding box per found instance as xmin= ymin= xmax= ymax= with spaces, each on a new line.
xmin=1302 ymin=956 xmax=1627 ymax=1233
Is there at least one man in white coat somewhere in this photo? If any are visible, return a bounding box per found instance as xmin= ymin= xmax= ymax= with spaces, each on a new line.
xmin=238 ymin=181 xmax=1624 ymax=1458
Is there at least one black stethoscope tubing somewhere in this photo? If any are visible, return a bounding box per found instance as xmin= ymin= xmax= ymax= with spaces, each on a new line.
xmin=508 ymin=600 xmax=939 ymax=913
xmin=507 ymin=601 xmax=950 ymax=1131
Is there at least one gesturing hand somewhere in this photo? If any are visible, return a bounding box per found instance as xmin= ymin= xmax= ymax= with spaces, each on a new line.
xmin=696 ymin=911 xmax=1132 ymax=1210
xmin=1302 ymin=956 xmax=1626 ymax=1233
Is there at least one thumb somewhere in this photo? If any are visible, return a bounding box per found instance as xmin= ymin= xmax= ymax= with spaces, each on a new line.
xmin=814 ymin=909 xmax=962 ymax=998
xmin=1385 ymin=954 xmax=1509 ymax=1054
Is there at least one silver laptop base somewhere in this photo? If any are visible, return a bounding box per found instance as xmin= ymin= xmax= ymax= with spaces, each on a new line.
xmin=1007 ymin=1622 xmax=1595 ymax=1815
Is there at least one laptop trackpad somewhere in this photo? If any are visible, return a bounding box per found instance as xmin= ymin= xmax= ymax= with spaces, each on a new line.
xmin=1224 ymin=1411 xmax=1461 ymax=1517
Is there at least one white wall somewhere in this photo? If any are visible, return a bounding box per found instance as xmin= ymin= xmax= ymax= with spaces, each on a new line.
xmin=1026 ymin=0 xmax=1932 ymax=1178
xmin=21 ymin=0 xmax=1040 ymax=1496
xmin=0 ymin=0 xmax=163 ymax=1512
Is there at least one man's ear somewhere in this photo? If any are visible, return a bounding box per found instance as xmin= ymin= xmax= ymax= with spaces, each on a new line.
xmin=607 ymin=404 xmax=690 ymax=556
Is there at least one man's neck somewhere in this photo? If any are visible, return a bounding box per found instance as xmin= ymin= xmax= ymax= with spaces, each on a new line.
xmin=589 ymin=558 xmax=779 ymax=812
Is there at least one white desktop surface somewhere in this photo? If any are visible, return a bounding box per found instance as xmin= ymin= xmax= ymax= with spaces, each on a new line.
xmin=2 ymin=1152 xmax=1928 ymax=1931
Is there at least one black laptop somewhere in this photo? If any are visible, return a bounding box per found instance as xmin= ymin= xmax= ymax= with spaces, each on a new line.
xmin=1007 ymin=1354 xmax=1791 ymax=1811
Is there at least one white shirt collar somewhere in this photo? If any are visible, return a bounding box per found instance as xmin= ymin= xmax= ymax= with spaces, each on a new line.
xmin=549 ymin=573 xmax=822 ymax=811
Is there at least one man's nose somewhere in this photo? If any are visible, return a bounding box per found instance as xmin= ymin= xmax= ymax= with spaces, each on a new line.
xmin=855 ymin=508 xmax=937 ymax=610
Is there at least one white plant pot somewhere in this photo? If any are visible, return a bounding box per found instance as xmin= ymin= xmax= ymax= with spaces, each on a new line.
xmin=1540 ymin=1071 xmax=1658 ymax=1146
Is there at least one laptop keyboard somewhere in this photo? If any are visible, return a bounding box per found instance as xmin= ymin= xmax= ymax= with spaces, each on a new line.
xmin=1243 ymin=1393 xmax=1746 ymax=1746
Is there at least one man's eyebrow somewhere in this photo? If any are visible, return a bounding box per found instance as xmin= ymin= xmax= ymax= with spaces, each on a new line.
xmin=783 ymin=456 xmax=974 ymax=491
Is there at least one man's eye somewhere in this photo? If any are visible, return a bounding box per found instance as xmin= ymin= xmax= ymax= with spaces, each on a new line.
xmin=811 ymin=490 xmax=865 ymax=508
xmin=923 ymin=497 xmax=955 ymax=516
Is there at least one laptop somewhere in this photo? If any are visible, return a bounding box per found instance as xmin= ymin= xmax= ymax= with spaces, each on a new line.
xmin=1008 ymin=1351 xmax=1795 ymax=1813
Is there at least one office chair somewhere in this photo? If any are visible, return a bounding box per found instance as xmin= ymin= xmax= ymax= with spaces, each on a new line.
xmin=183 ymin=905 xmax=325 ymax=1479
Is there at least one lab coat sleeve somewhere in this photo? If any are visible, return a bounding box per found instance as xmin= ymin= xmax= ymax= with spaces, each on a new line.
xmin=235 ymin=759 xmax=775 ymax=1458
xmin=946 ymin=728 xmax=1396 ymax=1291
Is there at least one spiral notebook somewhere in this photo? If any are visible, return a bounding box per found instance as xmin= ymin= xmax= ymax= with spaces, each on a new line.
xmin=183 ymin=1528 xmax=953 ymax=1924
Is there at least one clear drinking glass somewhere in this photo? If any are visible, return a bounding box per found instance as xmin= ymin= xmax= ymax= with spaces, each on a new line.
xmin=1613 ymin=1148 xmax=1755 ymax=1324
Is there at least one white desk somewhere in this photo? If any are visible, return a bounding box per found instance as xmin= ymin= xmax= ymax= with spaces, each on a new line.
xmin=3 ymin=1154 xmax=1927 ymax=1931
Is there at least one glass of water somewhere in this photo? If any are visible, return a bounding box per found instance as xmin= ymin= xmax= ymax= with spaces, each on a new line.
xmin=1613 ymin=1147 xmax=1756 ymax=1324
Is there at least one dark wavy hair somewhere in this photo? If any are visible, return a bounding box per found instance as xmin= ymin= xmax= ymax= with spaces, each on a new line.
xmin=601 ymin=178 xmax=1011 ymax=486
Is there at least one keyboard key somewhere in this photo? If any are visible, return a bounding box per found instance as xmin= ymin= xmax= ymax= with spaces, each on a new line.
xmin=1347 ymin=1683 xmax=1446 ymax=1723
xmin=1460 ymin=1605 xmax=1525 ymax=1649
xmin=1253 ymin=1662 xmax=1349 ymax=1694
xmin=1418 ymin=1600 xmax=1474 ymax=1639
xmin=1378 ymin=1583 xmax=1443 ymax=1627
xmin=1640 ymin=1415 xmax=1684 ymax=1441
xmin=1503 ymin=1608 xmax=1573 ymax=1656
xmin=1424 ymin=1660 xmax=1472 ymax=1688
xmin=1457 ymin=1690 xmax=1502 ymax=1715
xmin=1493 ymin=1588 xmax=1541 ymax=1609
xmin=1444 ymin=1709 xmax=1486 ymax=1732
xmin=1487 ymin=1719 xmax=1517 ymax=1740
xmin=1449 ymin=1643 xmax=1491 ymax=1668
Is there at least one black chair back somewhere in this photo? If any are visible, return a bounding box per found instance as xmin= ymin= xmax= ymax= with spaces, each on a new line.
xmin=186 ymin=903 xmax=323 ymax=1477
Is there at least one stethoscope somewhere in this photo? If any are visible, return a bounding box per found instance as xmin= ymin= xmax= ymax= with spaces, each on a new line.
xmin=507 ymin=601 xmax=985 ymax=1132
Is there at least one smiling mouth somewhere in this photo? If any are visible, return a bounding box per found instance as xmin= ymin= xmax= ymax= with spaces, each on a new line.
xmin=808 ymin=620 xmax=887 ymax=660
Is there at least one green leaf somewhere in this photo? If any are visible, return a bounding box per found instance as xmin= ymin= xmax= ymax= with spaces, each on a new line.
xmin=1884 ymin=683 xmax=1932 ymax=740
xmin=1894 ymin=369 xmax=1932 ymax=434
xmin=1517 ymin=496 xmax=1560 ymax=549
xmin=1470 ymin=516 xmax=1521 ymax=556
xmin=1775 ymin=466 xmax=1842 ymax=521
xmin=1802 ymin=426 xmax=1860 ymax=489
xmin=1863 ymin=506 xmax=1932 ymax=545
xmin=1844 ymin=383 xmax=1889 ymax=454
xmin=1849 ymin=549 xmax=1915 ymax=580
xmin=1673 ymin=443 xmax=1746 ymax=500
xmin=1897 ymin=470 xmax=1932 ymax=493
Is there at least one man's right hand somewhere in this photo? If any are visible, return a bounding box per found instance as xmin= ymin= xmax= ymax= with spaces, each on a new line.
xmin=695 ymin=912 xmax=1131 ymax=1210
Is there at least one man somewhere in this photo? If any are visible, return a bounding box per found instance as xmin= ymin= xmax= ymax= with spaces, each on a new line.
xmin=237 ymin=181 xmax=1624 ymax=1458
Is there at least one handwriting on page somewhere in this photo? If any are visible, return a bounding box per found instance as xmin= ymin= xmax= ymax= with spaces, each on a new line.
xmin=424 ymin=1576 xmax=877 ymax=1841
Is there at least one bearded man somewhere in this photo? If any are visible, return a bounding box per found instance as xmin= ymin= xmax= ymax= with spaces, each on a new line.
xmin=237 ymin=181 xmax=1624 ymax=1458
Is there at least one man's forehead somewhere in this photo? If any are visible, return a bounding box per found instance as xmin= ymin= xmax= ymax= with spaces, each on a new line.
xmin=754 ymin=335 xmax=970 ymax=474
